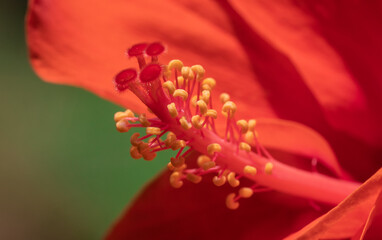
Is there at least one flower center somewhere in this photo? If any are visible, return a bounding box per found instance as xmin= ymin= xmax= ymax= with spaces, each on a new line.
xmin=113 ymin=42 xmax=360 ymax=209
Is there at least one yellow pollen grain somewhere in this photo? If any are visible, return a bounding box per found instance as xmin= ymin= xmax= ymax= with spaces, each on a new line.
xmin=171 ymin=156 xmax=185 ymax=168
xmin=168 ymin=59 xmax=183 ymax=71
xmin=220 ymin=93 xmax=230 ymax=103
xmin=227 ymin=172 xmax=240 ymax=187
xmin=222 ymin=101 xmax=237 ymax=118
xmin=164 ymin=132 xmax=177 ymax=147
xmin=244 ymin=131 xmax=254 ymax=144
xmin=239 ymin=142 xmax=251 ymax=152
xmin=116 ymin=119 xmax=130 ymax=133
xmin=138 ymin=113 xmax=150 ymax=127
xmin=146 ymin=127 xmax=161 ymax=135
xmin=186 ymin=173 xmax=202 ymax=184
xmin=244 ymin=165 xmax=257 ymax=176
xmin=191 ymin=65 xmax=205 ymax=80
xmin=162 ymin=81 xmax=175 ymax=95
xmin=265 ymin=162 xmax=274 ymax=175
xmin=129 ymin=146 xmax=142 ymax=159
xmin=212 ymin=175 xmax=226 ymax=187
xmin=174 ymin=163 xmax=187 ymax=172
xmin=205 ymin=109 xmax=217 ymax=119
xmin=171 ymin=140 xmax=186 ymax=150
xmin=239 ymin=187 xmax=253 ymax=198
xmin=197 ymin=155 xmax=211 ymax=167
xmin=173 ymin=89 xmax=188 ymax=101
xmin=191 ymin=115 xmax=203 ymax=129
xmin=201 ymin=84 xmax=211 ymax=91
xmin=202 ymin=77 xmax=216 ymax=89
xmin=248 ymin=119 xmax=257 ymax=131
xmin=170 ymin=172 xmax=183 ymax=188
xmin=167 ymin=103 xmax=178 ymax=118
xmin=201 ymin=90 xmax=210 ymax=103
xmin=177 ymin=76 xmax=185 ymax=86
xmin=226 ymin=193 xmax=239 ymax=210
xmin=196 ymin=100 xmax=208 ymax=115
xmin=207 ymin=143 xmax=221 ymax=156
xmin=236 ymin=120 xmax=248 ymax=134
xmin=179 ymin=116 xmax=192 ymax=130
xmin=191 ymin=95 xmax=198 ymax=108
xmin=130 ymin=132 xmax=141 ymax=146
xmin=181 ymin=66 xmax=191 ymax=79
xmin=114 ymin=109 xmax=135 ymax=122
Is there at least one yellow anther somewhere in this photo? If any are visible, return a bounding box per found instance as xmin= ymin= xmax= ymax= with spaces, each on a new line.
xmin=201 ymin=84 xmax=211 ymax=91
xmin=222 ymin=101 xmax=237 ymax=118
xmin=179 ymin=116 xmax=192 ymax=130
xmin=191 ymin=95 xmax=198 ymax=107
xmin=265 ymin=162 xmax=274 ymax=175
xmin=212 ymin=175 xmax=226 ymax=187
xmin=167 ymin=162 xmax=175 ymax=171
xmin=201 ymin=90 xmax=210 ymax=103
xmin=171 ymin=156 xmax=185 ymax=168
xmin=239 ymin=187 xmax=254 ymax=198
xmin=170 ymin=172 xmax=183 ymax=188
xmin=191 ymin=65 xmax=205 ymax=80
xmin=137 ymin=142 xmax=149 ymax=153
xmin=248 ymin=119 xmax=257 ymax=131
xmin=130 ymin=132 xmax=141 ymax=146
xmin=173 ymin=89 xmax=188 ymax=101
xmin=142 ymin=151 xmax=156 ymax=161
xmin=239 ymin=142 xmax=251 ymax=152
xmin=244 ymin=131 xmax=254 ymax=144
xmin=196 ymin=100 xmax=208 ymax=115
xmin=138 ymin=113 xmax=150 ymax=127
xmin=191 ymin=115 xmax=203 ymax=129
xmin=181 ymin=66 xmax=191 ymax=79
xmin=171 ymin=140 xmax=186 ymax=150
xmin=164 ymin=132 xmax=177 ymax=147
xmin=186 ymin=173 xmax=202 ymax=184
xmin=168 ymin=59 xmax=183 ymax=71
xmin=244 ymin=165 xmax=257 ymax=176
xmin=114 ymin=109 xmax=135 ymax=122
xmin=236 ymin=120 xmax=248 ymax=134
xmin=146 ymin=127 xmax=161 ymax=135
xmin=227 ymin=172 xmax=240 ymax=187
xmin=167 ymin=103 xmax=178 ymax=118
xmin=116 ymin=119 xmax=130 ymax=133
xmin=226 ymin=193 xmax=239 ymax=210
xmin=162 ymin=81 xmax=175 ymax=95
xmin=129 ymin=146 xmax=142 ymax=159
xmin=174 ymin=163 xmax=187 ymax=172
xmin=202 ymin=77 xmax=216 ymax=89
xmin=197 ymin=155 xmax=215 ymax=170
xmin=177 ymin=76 xmax=185 ymax=86
xmin=207 ymin=143 xmax=221 ymax=156
xmin=205 ymin=109 xmax=217 ymax=119
xmin=220 ymin=93 xmax=230 ymax=103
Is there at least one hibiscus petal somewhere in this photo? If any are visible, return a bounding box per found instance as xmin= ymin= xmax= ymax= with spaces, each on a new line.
xmin=285 ymin=168 xmax=382 ymax=240
xmin=255 ymin=118 xmax=349 ymax=179
xmin=106 ymin=168 xmax=325 ymax=240
xmin=360 ymin=189 xmax=382 ymax=239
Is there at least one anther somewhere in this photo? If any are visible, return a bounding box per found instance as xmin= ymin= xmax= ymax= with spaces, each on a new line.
xmin=181 ymin=67 xmax=191 ymax=80
xmin=227 ymin=172 xmax=240 ymax=187
xmin=167 ymin=162 xmax=175 ymax=171
xmin=244 ymin=131 xmax=254 ymax=144
xmin=236 ymin=120 xmax=248 ymax=134
xmin=196 ymin=100 xmax=208 ymax=115
xmin=167 ymin=103 xmax=178 ymax=118
xmin=201 ymin=90 xmax=210 ymax=103
xmin=205 ymin=109 xmax=217 ymax=119
xmin=138 ymin=113 xmax=150 ymax=127
xmin=130 ymin=146 xmax=142 ymax=159
xmin=248 ymin=119 xmax=257 ymax=131
xmin=146 ymin=127 xmax=161 ymax=135
xmin=179 ymin=117 xmax=192 ymax=130
xmin=163 ymin=81 xmax=175 ymax=95
xmin=226 ymin=193 xmax=239 ymax=210
xmin=164 ymin=132 xmax=177 ymax=147
xmin=186 ymin=173 xmax=202 ymax=184
xmin=244 ymin=165 xmax=257 ymax=176
xmin=170 ymin=172 xmax=183 ymax=188
xmin=197 ymin=155 xmax=215 ymax=170
xmin=265 ymin=162 xmax=274 ymax=175
xmin=207 ymin=143 xmax=222 ymax=156
xmin=171 ymin=140 xmax=186 ymax=150
xmin=130 ymin=132 xmax=141 ymax=146
xmin=222 ymin=101 xmax=237 ymax=118
xmin=191 ymin=115 xmax=203 ymax=129
xmin=239 ymin=187 xmax=254 ymax=198
xmin=171 ymin=156 xmax=185 ymax=168
xmin=190 ymin=65 xmax=205 ymax=80
xmin=220 ymin=93 xmax=230 ymax=103
xmin=168 ymin=59 xmax=183 ymax=71
xmin=143 ymin=151 xmax=156 ymax=161
xmin=116 ymin=119 xmax=130 ymax=133
xmin=239 ymin=142 xmax=251 ymax=152
xmin=202 ymin=78 xmax=216 ymax=89
xmin=173 ymin=89 xmax=188 ymax=101
xmin=177 ymin=76 xmax=185 ymax=86
xmin=212 ymin=175 xmax=226 ymax=186
xmin=191 ymin=95 xmax=198 ymax=108
xmin=114 ymin=109 xmax=135 ymax=122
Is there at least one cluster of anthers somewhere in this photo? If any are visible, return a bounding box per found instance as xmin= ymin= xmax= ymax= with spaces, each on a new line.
xmin=113 ymin=42 xmax=359 ymax=210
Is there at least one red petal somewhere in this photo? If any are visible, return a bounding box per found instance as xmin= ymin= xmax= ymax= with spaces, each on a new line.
xmin=361 ymin=189 xmax=382 ymax=239
xmin=106 ymin=169 xmax=325 ymax=240
xmin=285 ymin=168 xmax=382 ymax=239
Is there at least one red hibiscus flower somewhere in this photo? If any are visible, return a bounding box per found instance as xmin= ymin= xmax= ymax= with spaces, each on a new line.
xmin=26 ymin=0 xmax=382 ymax=239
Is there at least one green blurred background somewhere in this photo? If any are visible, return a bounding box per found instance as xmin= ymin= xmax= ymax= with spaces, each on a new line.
xmin=0 ymin=1 xmax=166 ymax=239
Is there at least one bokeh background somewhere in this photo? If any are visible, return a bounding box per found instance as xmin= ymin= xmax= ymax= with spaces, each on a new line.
xmin=0 ymin=1 xmax=167 ymax=239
